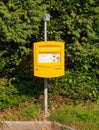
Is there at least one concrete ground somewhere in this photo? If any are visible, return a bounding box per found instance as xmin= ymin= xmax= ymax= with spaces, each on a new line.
xmin=1 ymin=121 xmax=76 ymax=130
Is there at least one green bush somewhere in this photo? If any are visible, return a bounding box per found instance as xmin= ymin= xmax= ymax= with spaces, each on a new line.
xmin=0 ymin=0 xmax=47 ymax=75
xmin=0 ymin=77 xmax=36 ymax=109
xmin=67 ymin=43 xmax=99 ymax=74
xmin=0 ymin=62 xmax=44 ymax=109
xmin=0 ymin=0 xmax=99 ymax=108
xmin=47 ymin=0 xmax=99 ymax=101
xmin=49 ymin=70 xmax=99 ymax=101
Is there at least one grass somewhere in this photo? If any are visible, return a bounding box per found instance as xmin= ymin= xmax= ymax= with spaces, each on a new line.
xmin=0 ymin=102 xmax=43 ymax=121
xmin=49 ymin=102 xmax=99 ymax=130
xmin=0 ymin=78 xmax=99 ymax=129
xmin=0 ymin=101 xmax=99 ymax=130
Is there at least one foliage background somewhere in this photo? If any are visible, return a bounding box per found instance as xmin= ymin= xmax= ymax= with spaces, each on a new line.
xmin=0 ymin=0 xmax=99 ymax=109
xmin=0 ymin=0 xmax=47 ymax=75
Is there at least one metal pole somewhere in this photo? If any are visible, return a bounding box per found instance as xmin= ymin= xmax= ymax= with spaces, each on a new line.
xmin=44 ymin=21 xmax=47 ymax=41
xmin=44 ymin=78 xmax=48 ymax=115
xmin=44 ymin=14 xmax=50 ymax=116
xmin=44 ymin=20 xmax=48 ymax=115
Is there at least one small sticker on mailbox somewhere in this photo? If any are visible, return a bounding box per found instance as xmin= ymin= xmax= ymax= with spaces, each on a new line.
xmin=38 ymin=53 xmax=60 ymax=63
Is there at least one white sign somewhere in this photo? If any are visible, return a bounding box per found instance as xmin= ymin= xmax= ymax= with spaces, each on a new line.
xmin=38 ymin=53 xmax=60 ymax=63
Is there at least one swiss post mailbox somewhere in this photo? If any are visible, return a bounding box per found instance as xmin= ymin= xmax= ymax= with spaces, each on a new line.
xmin=33 ymin=41 xmax=64 ymax=78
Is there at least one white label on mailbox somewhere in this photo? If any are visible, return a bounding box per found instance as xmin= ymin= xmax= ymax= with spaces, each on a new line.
xmin=38 ymin=53 xmax=60 ymax=63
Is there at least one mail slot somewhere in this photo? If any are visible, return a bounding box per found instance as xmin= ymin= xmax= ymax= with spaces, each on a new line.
xmin=33 ymin=41 xmax=65 ymax=78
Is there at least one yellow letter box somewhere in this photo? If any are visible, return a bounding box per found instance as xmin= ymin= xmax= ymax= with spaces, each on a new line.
xmin=33 ymin=41 xmax=65 ymax=78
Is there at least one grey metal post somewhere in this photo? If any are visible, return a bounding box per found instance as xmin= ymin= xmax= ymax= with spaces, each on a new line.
xmin=44 ymin=21 xmax=47 ymax=41
xmin=44 ymin=14 xmax=50 ymax=115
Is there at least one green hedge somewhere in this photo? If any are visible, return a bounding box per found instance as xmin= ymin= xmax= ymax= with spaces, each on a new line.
xmin=0 ymin=0 xmax=99 ymax=109
xmin=49 ymin=70 xmax=99 ymax=101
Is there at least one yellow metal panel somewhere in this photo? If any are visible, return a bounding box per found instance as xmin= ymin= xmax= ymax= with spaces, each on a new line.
xmin=33 ymin=41 xmax=65 ymax=78
xmin=38 ymin=47 xmax=60 ymax=53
